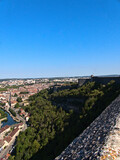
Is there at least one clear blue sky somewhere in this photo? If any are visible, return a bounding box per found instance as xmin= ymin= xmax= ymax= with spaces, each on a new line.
xmin=0 ymin=0 xmax=120 ymax=78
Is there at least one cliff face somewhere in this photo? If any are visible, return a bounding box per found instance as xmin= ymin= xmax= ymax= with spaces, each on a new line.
xmin=55 ymin=95 xmax=120 ymax=160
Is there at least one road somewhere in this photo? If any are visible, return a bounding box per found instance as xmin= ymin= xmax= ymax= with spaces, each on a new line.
xmin=13 ymin=108 xmax=27 ymax=131
xmin=0 ymin=138 xmax=16 ymax=158
xmin=0 ymin=106 xmax=27 ymax=159
xmin=16 ymin=113 xmax=27 ymax=131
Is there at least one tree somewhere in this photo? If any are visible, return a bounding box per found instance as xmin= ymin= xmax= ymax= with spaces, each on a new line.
xmin=32 ymin=140 xmax=40 ymax=153
xmin=0 ymin=102 xmax=5 ymax=106
xmin=11 ymin=82 xmax=120 ymax=160
xmin=8 ymin=156 xmax=15 ymax=160
xmin=14 ymin=93 xmax=18 ymax=97
xmin=15 ymin=103 xmax=20 ymax=108
xmin=17 ymin=97 xmax=22 ymax=102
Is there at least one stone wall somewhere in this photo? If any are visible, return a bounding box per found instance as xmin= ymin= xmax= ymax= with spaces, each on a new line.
xmin=55 ymin=95 xmax=120 ymax=160
xmin=78 ymin=76 xmax=120 ymax=86
xmin=78 ymin=78 xmax=91 ymax=86
xmin=92 ymin=76 xmax=120 ymax=85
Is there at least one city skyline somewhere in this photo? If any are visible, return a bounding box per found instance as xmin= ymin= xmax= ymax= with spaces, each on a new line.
xmin=0 ymin=0 xmax=120 ymax=78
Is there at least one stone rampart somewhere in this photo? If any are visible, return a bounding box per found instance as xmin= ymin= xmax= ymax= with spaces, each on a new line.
xmin=55 ymin=95 xmax=120 ymax=160
xmin=78 ymin=78 xmax=91 ymax=86
xmin=78 ymin=76 xmax=120 ymax=86
xmin=92 ymin=76 xmax=120 ymax=85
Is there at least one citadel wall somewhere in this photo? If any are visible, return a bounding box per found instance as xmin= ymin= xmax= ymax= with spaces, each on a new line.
xmin=55 ymin=95 xmax=120 ymax=160
xmin=78 ymin=76 xmax=120 ymax=86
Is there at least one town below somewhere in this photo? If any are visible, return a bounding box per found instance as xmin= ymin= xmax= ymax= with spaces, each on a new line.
xmin=0 ymin=77 xmax=77 ymax=159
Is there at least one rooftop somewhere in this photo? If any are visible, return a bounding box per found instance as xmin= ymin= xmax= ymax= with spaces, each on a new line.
xmin=0 ymin=125 xmax=10 ymax=134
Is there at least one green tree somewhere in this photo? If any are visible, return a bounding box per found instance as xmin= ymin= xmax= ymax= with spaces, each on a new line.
xmin=15 ymin=103 xmax=20 ymax=108
xmin=14 ymin=93 xmax=18 ymax=97
xmin=32 ymin=140 xmax=40 ymax=153
xmin=11 ymin=82 xmax=120 ymax=160
xmin=17 ymin=97 xmax=22 ymax=102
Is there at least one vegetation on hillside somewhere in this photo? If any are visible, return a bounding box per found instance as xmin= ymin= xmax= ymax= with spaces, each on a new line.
xmin=9 ymin=81 xmax=120 ymax=160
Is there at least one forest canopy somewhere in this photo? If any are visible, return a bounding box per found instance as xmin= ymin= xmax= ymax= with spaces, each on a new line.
xmin=9 ymin=80 xmax=120 ymax=160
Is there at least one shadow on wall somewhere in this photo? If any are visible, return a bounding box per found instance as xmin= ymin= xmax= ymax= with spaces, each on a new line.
xmin=78 ymin=76 xmax=120 ymax=86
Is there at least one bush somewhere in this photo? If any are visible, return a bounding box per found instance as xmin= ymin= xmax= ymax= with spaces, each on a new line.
xmin=14 ymin=93 xmax=18 ymax=97
xmin=17 ymin=97 xmax=22 ymax=102
xmin=0 ymin=102 xmax=5 ymax=106
xmin=15 ymin=103 xmax=20 ymax=108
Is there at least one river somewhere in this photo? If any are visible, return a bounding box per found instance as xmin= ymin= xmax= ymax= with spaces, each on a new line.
xmin=0 ymin=108 xmax=17 ymax=127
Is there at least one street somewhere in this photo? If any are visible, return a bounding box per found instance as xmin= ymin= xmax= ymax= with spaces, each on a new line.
xmin=0 ymin=106 xmax=27 ymax=159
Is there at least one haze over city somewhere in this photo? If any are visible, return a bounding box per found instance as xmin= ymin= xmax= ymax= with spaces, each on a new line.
xmin=0 ymin=0 xmax=120 ymax=78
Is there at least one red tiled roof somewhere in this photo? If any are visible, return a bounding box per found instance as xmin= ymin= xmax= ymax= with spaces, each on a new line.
xmin=14 ymin=123 xmax=23 ymax=128
xmin=0 ymin=125 xmax=10 ymax=134
xmin=4 ymin=136 xmax=12 ymax=143
xmin=9 ymin=128 xmax=19 ymax=137
xmin=11 ymin=100 xmax=17 ymax=104
xmin=5 ymin=153 xmax=11 ymax=158
xmin=20 ymin=108 xmax=24 ymax=112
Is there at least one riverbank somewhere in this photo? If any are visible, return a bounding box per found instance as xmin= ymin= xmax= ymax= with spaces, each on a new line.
xmin=0 ymin=117 xmax=7 ymax=128
xmin=0 ymin=109 xmax=7 ymax=120
xmin=0 ymin=107 xmax=18 ymax=128
xmin=8 ymin=110 xmax=20 ymax=122
xmin=0 ymin=109 xmax=7 ymax=128
xmin=0 ymin=108 xmax=28 ymax=159
xmin=0 ymin=106 xmax=20 ymax=122
xmin=0 ymin=117 xmax=7 ymax=122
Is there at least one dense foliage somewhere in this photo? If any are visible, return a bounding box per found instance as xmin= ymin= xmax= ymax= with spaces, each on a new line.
xmin=0 ymin=102 xmax=5 ymax=107
xmin=0 ymin=109 xmax=7 ymax=119
xmin=0 ymin=85 xmax=23 ymax=92
xmin=20 ymin=92 xmax=29 ymax=94
xmin=17 ymin=97 xmax=22 ymax=102
xmin=0 ymin=88 xmax=7 ymax=92
xmin=14 ymin=103 xmax=20 ymax=108
xmin=10 ymin=81 xmax=120 ymax=160
xmin=14 ymin=93 xmax=18 ymax=97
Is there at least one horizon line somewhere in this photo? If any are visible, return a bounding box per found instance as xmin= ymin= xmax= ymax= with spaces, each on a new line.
xmin=0 ymin=74 xmax=119 ymax=80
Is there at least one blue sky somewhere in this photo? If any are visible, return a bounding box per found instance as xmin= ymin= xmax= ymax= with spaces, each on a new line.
xmin=0 ymin=0 xmax=120 ymax=78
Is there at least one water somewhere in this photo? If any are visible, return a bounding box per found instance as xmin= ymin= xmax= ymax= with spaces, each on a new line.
xmin=0 ymin=109 xmax=17 ymax=127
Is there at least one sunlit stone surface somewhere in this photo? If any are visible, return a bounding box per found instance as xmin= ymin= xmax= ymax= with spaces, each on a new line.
xmin=100 ymin=115 xmax=120 ymax=160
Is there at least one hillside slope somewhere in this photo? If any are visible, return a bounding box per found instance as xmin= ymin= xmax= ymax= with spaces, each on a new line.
xmin=55 ymin=94 xmax=120 ymax=160
xmin=9 ymin=81 xmax=120 ymax=160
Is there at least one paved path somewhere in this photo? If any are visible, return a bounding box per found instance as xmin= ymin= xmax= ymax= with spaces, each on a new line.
xmin=100 ymin=115 xmax=120 ymax=160
xmin=0 ymin=138 xmax=15 ymax=158
xmin=55 ymin=95 xmax=120 ymax=160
